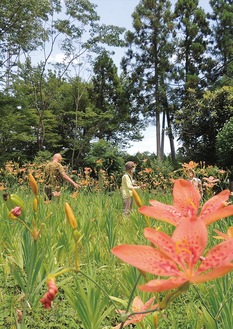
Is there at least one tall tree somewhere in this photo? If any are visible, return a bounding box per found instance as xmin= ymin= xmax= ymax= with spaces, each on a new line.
xmin=121 ymin=0 xmax=175 ymax=160
xmin=208 ymin=0 xmax=233 ymax=87
xmin=90 ymin=51 xmax=143 ymax=147
xmin=172 ymin=0 xmax=211 ymax=98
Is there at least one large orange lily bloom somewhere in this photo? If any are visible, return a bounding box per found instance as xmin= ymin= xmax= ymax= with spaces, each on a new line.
xmin=112 ymin=219 xmax=233 ymax=292
xmin=113 ymin=296 xmax=157 ymax=329
xmin=139 ymin=179 xmax=233 ymax=226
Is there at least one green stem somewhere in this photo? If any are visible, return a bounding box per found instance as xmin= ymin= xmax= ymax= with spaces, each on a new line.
xmin=15 ymin=218 xmax=32 ymax=234
xmin=20 ymin=239 xmax=37 ymax=329
xmin=74 ymin=241 xmax=79 ymax=270
xmin=159 ymin=282 xmax=190 ymax=310
xmin=119 ymin=273 xmax=142 ymax=329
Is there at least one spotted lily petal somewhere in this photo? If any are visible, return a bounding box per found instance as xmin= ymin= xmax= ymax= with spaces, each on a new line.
xmin=199 ymin=190 xmax=233 ymax=224
xmin=139 ymin=179 xmax=200 ymax=226
xmin=192 ymin=265 xmax=233 ymax=284
xmin=132 ymin=296 xmax=155 ymax=313
xmin=197 ymin=239 xmax=233 ymax=273
xmin=172 ymin=179 xmax=200 ymax=216
xmin=144 ymin=228 xmax=181 ymax=264
xmin=112 ymin=245 xmax=180 ymax=277
xmin=139 ymin=203 xmax=182 ymax=226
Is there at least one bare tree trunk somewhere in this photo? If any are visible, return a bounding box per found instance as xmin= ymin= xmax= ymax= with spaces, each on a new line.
xmin=161 ymin=110 xmax=166 ymax=159
xmin=166 ymin=110 xmax=176 ymax=162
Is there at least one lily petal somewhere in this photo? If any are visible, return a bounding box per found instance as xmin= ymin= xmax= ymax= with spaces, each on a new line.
xmin=139 ymin=179 xmax=201 ymax=227
xmin=197 ymin=239 xmax=233 ymax=272
xmin=139 ymin=277 xmax=187 ymax=292
xmin=172 ymin=179 xmax=200 ymax=216
xmin=191 ymin=264 xmax=233 ymax=284
xmin=112 ymin=245 xmax=180 ymax=277
xmin=144 ymin=228 xmax=181 ymax=264
xmin=200 ymin=190 xmax=230 ymax=213
xmin=199 ymin=190 xmax=233 ymax=225
xmin=139 ymin=204 xmax=180 ymax=226
xmin=113 ymin=296 xmax=158 ymax=329
xmin=200 ymin=205 xmax=233 ymax=225
xmin=132 ymin=296 xmax=155 ymax=313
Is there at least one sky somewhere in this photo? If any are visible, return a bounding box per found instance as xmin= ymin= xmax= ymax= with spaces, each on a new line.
xmin=92 ymin=0 xmax=212 ymax=155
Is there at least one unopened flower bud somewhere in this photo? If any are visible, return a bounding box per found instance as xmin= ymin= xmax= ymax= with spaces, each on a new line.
xmin=65 ymin=202 xmax=78 ymax=229
xmin=33 ymin=197 xmax=39 ymax=213
xmin=28 ymin=173 xmax=38 ymax=195
xmin=9 ymin=206 xmax=21 ymax=219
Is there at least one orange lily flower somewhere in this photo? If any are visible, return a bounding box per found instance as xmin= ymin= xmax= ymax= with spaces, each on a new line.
xmin=113 ymin=296 xmax=158 ymax=329
xmin=182 ymin=161 xmax=199 ymax=170
xmin=112 ymin=219 xmax=233 ymax=293
xmin=139 ymin=179 xmax=233 ymax=226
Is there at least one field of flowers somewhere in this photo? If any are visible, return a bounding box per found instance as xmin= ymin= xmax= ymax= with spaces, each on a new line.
xmin=0 ymin=160 xmax=232 ymax=329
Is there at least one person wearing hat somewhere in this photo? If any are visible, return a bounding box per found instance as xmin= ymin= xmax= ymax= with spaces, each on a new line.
xmin=121 ymin=161 xmax=140 ymax=217
xmin=44 ymin=153 xmax=79 ymax=200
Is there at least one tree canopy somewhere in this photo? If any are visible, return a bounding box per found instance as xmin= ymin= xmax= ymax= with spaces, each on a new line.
xmin=0 ymin=0 xmax=232 ymax=169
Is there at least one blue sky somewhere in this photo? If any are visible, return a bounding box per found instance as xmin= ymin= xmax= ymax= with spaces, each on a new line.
xmin=93 ymin=0 xmax=212 ymax=155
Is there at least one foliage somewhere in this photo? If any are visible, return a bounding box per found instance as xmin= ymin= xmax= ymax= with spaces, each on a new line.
xmin=209 ymin=0 xmax=233 ymax=87
xmin=84 ymin=139 xmax=125 ymax=188
xmin=91 ymin=51 xmax=143 ymax=146
xmin=174 ymin=86 xmax=233 ymax=164
xmin=216 ymin=116 xmax=233 ymax=173
xmin=0 ymin=0 xmax=52 ymax=83
xmin=173 ymin=0 xmax=211 ymax=94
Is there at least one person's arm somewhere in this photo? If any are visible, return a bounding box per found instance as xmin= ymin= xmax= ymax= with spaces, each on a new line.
xmin=61 ymin=171 xmax=79 ymax=188
xmin=125 ymin=175 xmax=140 ymax=190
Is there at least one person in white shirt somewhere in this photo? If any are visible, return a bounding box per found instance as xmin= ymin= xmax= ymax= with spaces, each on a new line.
xmin=187 ymin=169 xmax=203 ymax=197
xmin=121 ymin=161 xmax=140 ymax=217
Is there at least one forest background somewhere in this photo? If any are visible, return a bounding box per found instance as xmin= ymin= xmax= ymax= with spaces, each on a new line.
xmin=0 ymin=0 xmax=233 ymax=176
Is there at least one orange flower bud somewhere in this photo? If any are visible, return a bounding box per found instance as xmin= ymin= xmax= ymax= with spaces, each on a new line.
xmin=132 ymin=188 xmax=143 ymax=207
xmin=33 ymin=197 xmax=38 ymax=213
xmin=154 ymin=313 xmax=159 ymax=328
xmin=65 ymin=202 xmax=78 ymax=229
xmin=28 ymin=174 xmax=38 ymax=195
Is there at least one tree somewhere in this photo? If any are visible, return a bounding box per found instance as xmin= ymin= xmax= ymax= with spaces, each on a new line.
xmin=0 ymin=92 xmax=38 ymax=165
xmin=50 ymin=77 xmax=96 ymax=167
xmin=216 ymin=116 xmax=233 ymax=171
xmin=0 ymin=0 xmax=51 ymax=87
xmin=90 ymin=51 xmax=143 ymax=147
xmin=172 ymin=0 xmax=211 ymax=97
xmin=208 ymin=0 xmax=233 ymax=87
xmin=174 ymin=86 xmax=233 ymax=164
xmin=8 ymin=0 xmax=127 ymax=166
xmin=84 ymin=139 xmax=125 ymax=181
xmin=121 ymin=0 xmax=175 ymax=160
